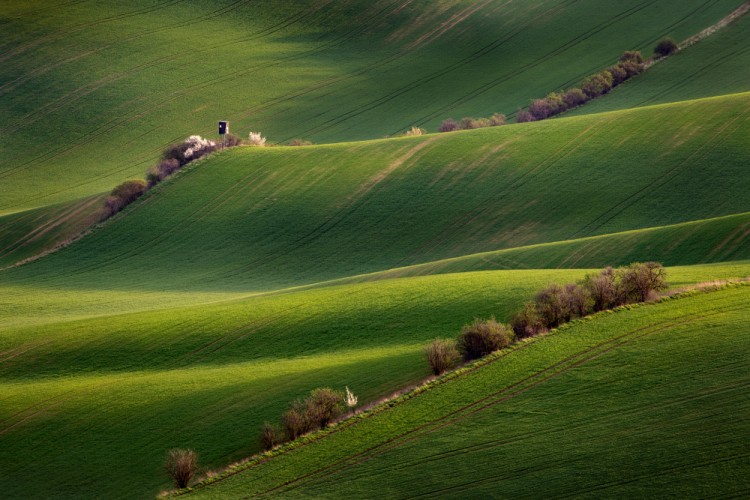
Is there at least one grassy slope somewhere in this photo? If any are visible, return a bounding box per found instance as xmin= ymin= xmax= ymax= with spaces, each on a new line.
xmin=3 ymin=92 xmax=749 ymax=300
xmin=570 ymin=10 xmax=750 ymax=115
xmin=1 ymin=266 xmax=749 ymax=499
xmin=0 ymin=194 xmax=108 ymax=269
xmin=1 ymin=0 xmax=744 ymax=214
xmin=188 ymin=284 xmax=750 ymax=498
xmin=339 ymin=212 xmax=750 ymax=285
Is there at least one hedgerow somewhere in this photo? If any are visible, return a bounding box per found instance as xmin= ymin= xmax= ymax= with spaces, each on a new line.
xmin=514 ymin=50 xmax=645 ymax=123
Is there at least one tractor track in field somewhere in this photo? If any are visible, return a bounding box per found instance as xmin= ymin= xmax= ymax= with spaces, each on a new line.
xmin=215 ymin=301 xmax=742 ymax=497
xmin=325 ymin=371 xmax=750 ymax=485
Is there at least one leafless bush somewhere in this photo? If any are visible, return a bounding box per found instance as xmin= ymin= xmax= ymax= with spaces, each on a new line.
xmin=581 ymin=71 xmax=614 ymax=98
xmin=438 ymin=118 xmax=459 ymax=132
xmin=564 ymin=283 xmax=593 ymax=318
xmin=516 ymin=109 xmax=536 ymax=123
xmin=147 ymin=158 xmax=181 ymax=186
xmin=164 ymin=449 xmax=198 ymax=489
xmin=104 ymin=179 xmax=147 ymax=216
xmin=288 ymin=139 xmax=313 ymax=146
xmin=654 ymin=38 xmax=679 ymax=57
xmin=619 ymin=50 xmax=644 ymax=64
xmin=608 ymin=64 xmax=628 ymax=86
xmin=535 ymin=283 xmax=571 ymax=328
xmin=489 ymin=113 xmax=506 ymax=126
xmin=457 ymin=117 xmax=489 ymax=130
xmin=282 ymin=400 xmax=315 ymax=440
xmin=563 ymin=88 xmax=588 ymax=108
xmin=424 ymin=339 xmax=460 ymax=375
xmin=619 ymin=59 xmax=644 ymax=78
xmin=223 ymin=133 xmax=243 ymax=147
xmin=511 ymin=302 xmax=547 ymax=339
xmin=620 ymin=262 xmax=668 ymax=302
xmin=528 ymin=99 xmax=553 ymax=120
xmin=260 ymin=422 xmax=281 ymax=451
xmin=307 ymin=388 xmax=345 ymax=428
xmin=456 ymin=318 xmax=514 ymax=361
xmin=582 ymin=267 xmax=621 ymax=311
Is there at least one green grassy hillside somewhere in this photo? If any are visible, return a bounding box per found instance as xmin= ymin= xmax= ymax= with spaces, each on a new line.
xmin=187 ymin=284 xmax=750 ymax=498
xmin=4 ymin=92 xmax=749 ymax=297
xmin=1 ymin=0 xmax=744 ymax=214
xmin=341 ymin=212 xmax=750 ymax=285
xmin=2 ymin=266 xmax=748 ymax=498
xmin=571 ymin=11 xmax=750 ymax=116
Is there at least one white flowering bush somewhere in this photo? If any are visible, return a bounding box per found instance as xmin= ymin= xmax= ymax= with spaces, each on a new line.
xmin=247 ymin=132 xmax=267 ymax=147
xmin=345 ymin=386 xmax=358 ymax=408
xmin=183 ymin=135 xmax=216 ymax=159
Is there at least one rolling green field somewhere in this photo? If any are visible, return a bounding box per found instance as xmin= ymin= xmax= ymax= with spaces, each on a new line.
xmin=2 ymin=1 xmax=750 ymax=498
xmin=1 ymin=0 xmax=744 ymax=214
xmin=188 ymin=284 xmax=750 ymax=498
xmin=3 ymin=92 xmax=750 ymax=294
xmin=2 ymin=266 xmax=749 ymax=498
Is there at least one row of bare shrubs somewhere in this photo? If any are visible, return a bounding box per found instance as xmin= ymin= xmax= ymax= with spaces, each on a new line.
xmin=425 ymin=262 xmax=668 ymax=375
xmin=163 ymin=387 xmax=358 ymax=490
xmin=517 ymin=38 xmax=679 ymax=123
xmin=438 ymin=113 xmax=506 ymax=133
xmin=102 ymin=133 xmax=247 ymax=219
xmin=516 ymin=51 xmax=645 ymax=123
xmin=260 ymin=386 xmax=358 ymax=451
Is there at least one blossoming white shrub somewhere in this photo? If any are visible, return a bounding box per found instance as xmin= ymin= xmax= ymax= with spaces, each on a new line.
xmin=183 ymin=135 xmax=216 ymax=159
xmin=345 ymin=386 xmax=358 ymax=408
xmin=247 ymin=132 xmax=267 ymax=147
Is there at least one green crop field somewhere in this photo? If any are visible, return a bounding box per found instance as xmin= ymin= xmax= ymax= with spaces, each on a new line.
xmin=1 ymin=0 xmax=743 ymax=215
xmin=3 ymin=92 xmax=750 ymax=287
xmin=188 ymin=284 xmax=750 ymax=498
xmin=2 ymin=267 xmax=749 ymax=498
xmin=2 ymin=0 xmax=750 ymax=498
